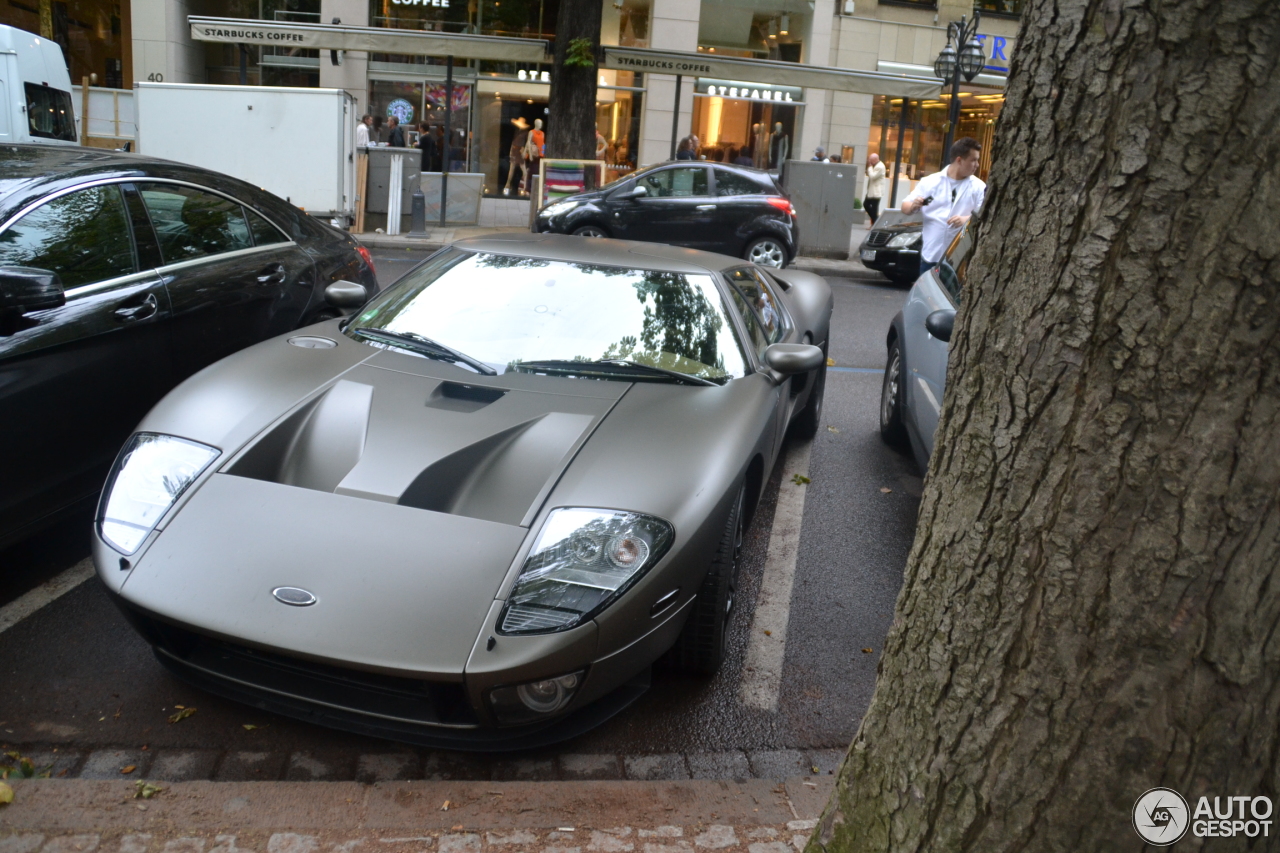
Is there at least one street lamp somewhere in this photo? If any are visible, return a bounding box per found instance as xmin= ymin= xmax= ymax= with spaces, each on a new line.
xmin=934 ymin=10 xmax=985 ymax=169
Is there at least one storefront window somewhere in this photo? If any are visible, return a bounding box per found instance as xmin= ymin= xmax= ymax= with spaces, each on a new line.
xmin=697 ymin=0 xmax=808 ymax=62
xmin=6 ymin=0 xmax=127 ymax=88
xmin=867 ymin=91 xmax=1003 ymax=184
xmin=689 ymin=80 xmax=801 ymax=169
xmin=368 ymin=77 xmax=474 ymax=170
xmin=204 ymin=0 xmax=321 ymax=87
xmin=974 ymin=0 xmax=1024 ymax=17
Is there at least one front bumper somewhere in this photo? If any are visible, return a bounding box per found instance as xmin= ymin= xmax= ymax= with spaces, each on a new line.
xmin=113 ymin=593 xmax=651 ymax=751
xmin=858 ymin=244 xmax=919 ymax=281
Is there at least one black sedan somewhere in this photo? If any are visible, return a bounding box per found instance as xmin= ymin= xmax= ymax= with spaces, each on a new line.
xmin=857 ymin=209 xmax=923 ymax=285
xmin=0 ymin=144 xmax=379 ymax=547
xmin=533 ymin=162 xmax=798 ymax=268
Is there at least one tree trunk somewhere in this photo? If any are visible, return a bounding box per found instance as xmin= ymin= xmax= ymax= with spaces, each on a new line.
xmin=545 ymin=0 xmax=602 ymax=161
xmin=809 ymin=1 xmax=1280 ymax=850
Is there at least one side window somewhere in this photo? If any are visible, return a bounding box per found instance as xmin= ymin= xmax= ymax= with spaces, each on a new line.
xmin=714 ymin=169 xmax=762 ymax=197
xmin=638 ymin=167 xmax=708 ymax=198
xmin=246 ymin=208 xmax=289 ymax=246
xmin=726 ymin=286 xmax=771 ymax=359
xmin=138 ymin=184 xmax=253 ymax=264
xmin=725 ymin=268 xmax=785 ymax=345
xmin=933 ymin=227 xmax=974 ymax=306
xmin=23 ymin=83 xmax=76 ymax=142
xmin=0 ymin=185 xmax=136 ymax=288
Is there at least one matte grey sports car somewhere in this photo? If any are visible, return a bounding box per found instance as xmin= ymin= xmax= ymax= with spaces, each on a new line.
xmin=93 ymin=233 xmax=832 ymax=749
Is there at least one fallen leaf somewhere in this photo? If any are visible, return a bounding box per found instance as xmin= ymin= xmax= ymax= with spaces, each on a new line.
xmin=134 ymin=781 xmax=163 ymax=799
xmin=167 ymin=707 xmax=197 ymax=724
xmin=441 ymin=800 xmax=451 ymax=811
xmin=792 ymin=473 xmax=811 ymax=485
xmin=862 ymin=648 xmax=873 ymax=654
xmin=98 ymin=717 xmax=106 ymax=722
xmin=812 ymin=766 xmax=821 ymax=773
xmin=827 ymin=426 xmax=840 ymax=433
xmin=451 ymin=825 xmax=464 ymax=832
xmin=121 ymin=765 xmax=137 ymax=774
xmin=880 ymin=487 xmax=892 ymax=494
xmin=763 ymin=629 xmax=772 ymax=636
xmin=0 ymin=782 xmax=11 ymax=804
xmin=174 ymin=705 xmax=185 ymax=710
xmin=242 ymin=724 xmax=263 ymax=731
xmin=825 ymin=357 xmax=835 ymax=366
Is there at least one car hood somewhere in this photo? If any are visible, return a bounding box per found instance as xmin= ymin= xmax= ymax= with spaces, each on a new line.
xmin=116 ymin=329 xmax=629 ymax=674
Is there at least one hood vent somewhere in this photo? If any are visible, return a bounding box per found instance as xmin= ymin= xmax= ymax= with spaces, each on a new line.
xmin=426 ymin=381 xmax=506 ymax=413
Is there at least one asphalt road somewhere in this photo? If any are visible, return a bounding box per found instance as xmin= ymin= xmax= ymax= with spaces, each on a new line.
xmin=0 ymin=251 xmax=921 ymax=778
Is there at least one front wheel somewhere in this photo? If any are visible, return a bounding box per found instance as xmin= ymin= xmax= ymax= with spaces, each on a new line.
xmin=880 ymin=339 xmax=909 ymax=448
xmin=745 ymin=236 xmax=788 ymax=268
xmin=789 ymin=354 xmax=827 ymax=440
xmin=667 ymin=485 xmax=745 ymax=676
xmin=572 ymin=224 xmax=609 ymax=238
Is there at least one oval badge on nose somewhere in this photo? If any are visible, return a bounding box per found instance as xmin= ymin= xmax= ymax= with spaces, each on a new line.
xmin=272 ymin=587 xmax=317 ymax=607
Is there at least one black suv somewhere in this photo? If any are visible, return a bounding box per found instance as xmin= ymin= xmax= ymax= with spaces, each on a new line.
xmin=857 ymin=210 xmax=923 ymax=284
xmin=533 ymin=161 xmax=798 ymax=267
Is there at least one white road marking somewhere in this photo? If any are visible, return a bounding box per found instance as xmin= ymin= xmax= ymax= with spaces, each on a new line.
xmin=739 ymin=440 xmax=813 ymax=712
xmin=0 ymin=558 xmax=95 ymax=635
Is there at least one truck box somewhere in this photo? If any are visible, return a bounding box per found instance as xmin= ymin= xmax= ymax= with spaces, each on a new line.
xmin=0 ymin=25 xmax=78 ymax=146
xmin=135 ymin=82 xmax=356 ymax=222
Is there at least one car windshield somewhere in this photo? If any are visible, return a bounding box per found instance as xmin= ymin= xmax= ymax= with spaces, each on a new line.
xmin=344 ymin=250 xmax=748 ymax=385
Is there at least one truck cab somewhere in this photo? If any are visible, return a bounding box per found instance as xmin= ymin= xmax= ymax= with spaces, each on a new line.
xmin=0 ymin=25 xmax=77 ymax=146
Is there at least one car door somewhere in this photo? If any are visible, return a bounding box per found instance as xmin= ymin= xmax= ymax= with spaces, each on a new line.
xmin=0 ymin=181 xmax=171 ymax=539
xmin=902 ymin=228 xmax=970 ymax=459
xmin=713 ymin=168 xmax=771 ymax=253
xmin=135 ymin=181 xmax=315 ymax=382
xmin=609 ymin=166 xmax=717 ymax=248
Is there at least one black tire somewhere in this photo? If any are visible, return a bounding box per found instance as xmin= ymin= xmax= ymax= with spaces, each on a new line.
xmin=572 ymin=224 xmax=609 ymax=238
xmin=744 ymin=236 xmax=788 ymax=268
xmin=880 ymin=338 xmax=909 ymax=447
xmin=667 ymin=486 xmax=745 ymax=676
xmin=789 ymin=354 xmax=827 ymax=440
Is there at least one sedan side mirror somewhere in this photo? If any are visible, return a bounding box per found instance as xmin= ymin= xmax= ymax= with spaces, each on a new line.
xmin=0 ymin=266 xmax=65 ymax=314
xmin=324 ymin=280 xmax=368 ymax=310
xmin=925 ymin=308 xmax=956 ymax=343
xmin=763 ymin=343 xmax=824 ymax=378
xmin=614 ymin=185 xmax=647 ymax=201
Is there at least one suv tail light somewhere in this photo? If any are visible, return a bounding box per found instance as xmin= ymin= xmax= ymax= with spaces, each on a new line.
xmin=356 ymin=245 xmax=377 ymax=278
xmin=766 ymin=197 xmax=796 ymax=217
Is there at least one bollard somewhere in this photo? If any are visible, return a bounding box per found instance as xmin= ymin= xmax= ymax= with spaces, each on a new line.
xmin=409 ymin=187 xmax=427 ymax=236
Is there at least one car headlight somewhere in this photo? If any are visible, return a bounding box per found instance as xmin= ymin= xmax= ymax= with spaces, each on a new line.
xmin=539 ymin=200 xmax=579 ymax=218
xmin=499 ymin=507 xmax=674 ymax=635
xmin=98 ymin=433 xmax=219 ymax=555
xmin=887 ymin=232 xmax=919 ymax=249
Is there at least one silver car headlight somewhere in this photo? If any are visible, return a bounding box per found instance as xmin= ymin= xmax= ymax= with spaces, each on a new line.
xmin=539 ymin=200 xmax=579 ymax=218
xmin=98 ymin=433 xmax=219 ymax=555
xmin=887 ymin=232 xmax=919 ymax=249
xmin=499 ymin=507 xmax=674 ymax=634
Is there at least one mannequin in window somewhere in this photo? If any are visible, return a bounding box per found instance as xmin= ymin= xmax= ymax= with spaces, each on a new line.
xmin=769 ymin=122 xmax=789 ymax=170
xmin=752 ymin=122 xmax=769 ymax=169
xmin=503 ymin=117 xmax=530 ymax=196
xmin=523 ymin=118 xmax=545 ymax=192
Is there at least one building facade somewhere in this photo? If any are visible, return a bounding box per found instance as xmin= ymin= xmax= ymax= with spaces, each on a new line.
xmin=3 ymin=0 xmax=1021 ymax=197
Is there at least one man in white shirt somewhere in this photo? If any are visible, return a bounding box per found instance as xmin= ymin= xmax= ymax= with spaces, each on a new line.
xmin=864 ymin=152 xmax=886 ymax=226
xmin=355 ymin=114 xmax=372 ymax=149
xmin=902 ymin=137 xmax=986 ymax=276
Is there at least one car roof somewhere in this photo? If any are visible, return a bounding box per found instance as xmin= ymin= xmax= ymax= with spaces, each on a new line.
xmin=450 ymin=232 xmax=751 ymax=276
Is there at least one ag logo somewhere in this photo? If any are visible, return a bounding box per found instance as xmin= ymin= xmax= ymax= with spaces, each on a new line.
xmin=1133 ymin=787 xmax=1190 ymax=846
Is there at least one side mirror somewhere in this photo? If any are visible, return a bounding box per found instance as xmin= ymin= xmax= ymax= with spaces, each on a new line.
xmin=614 ymin=184 xmax=647 ymax=201
xmin=763 ymin=343 xmax=824 ymax=378
xmin=0 ymin=266 xmax=65 ymax=314
xmin=925 ymin=309 xmax=955 ymax=343
xmin=324 ymin=280 xmax=368 ymax=310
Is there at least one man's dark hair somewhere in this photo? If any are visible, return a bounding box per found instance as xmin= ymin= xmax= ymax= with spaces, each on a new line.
xmin=361 ymin=114 xmax=372 ymax=122
xmin=950 ymin=136 xmax=981 ymax=162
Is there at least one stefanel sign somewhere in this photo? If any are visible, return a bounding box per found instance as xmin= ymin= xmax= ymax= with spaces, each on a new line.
xmin=695 ymin=78 xmax=801 ymax=103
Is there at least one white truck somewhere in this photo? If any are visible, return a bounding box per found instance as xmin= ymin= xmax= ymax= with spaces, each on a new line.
xmin=135 ymin=82 xmax=357 ymax=223
xmin=0 ymin=25 xmax=78 ymax=145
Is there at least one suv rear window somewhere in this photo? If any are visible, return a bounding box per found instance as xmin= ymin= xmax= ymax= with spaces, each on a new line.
xmin=24 ymin=83 xmax=76 ymax=142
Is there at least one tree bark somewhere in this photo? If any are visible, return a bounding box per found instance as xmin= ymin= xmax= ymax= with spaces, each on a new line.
xmin=544 ymin=0 xmax=603 ymax=161
xmin=809 ymin=0 xmax=1280 ymax=850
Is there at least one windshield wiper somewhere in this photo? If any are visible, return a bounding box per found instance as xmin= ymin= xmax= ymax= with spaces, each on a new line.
xmin=513 ymin=359 xmax=719 ymax=386
xmin=351 ymin=328 xmax=496 ymax=376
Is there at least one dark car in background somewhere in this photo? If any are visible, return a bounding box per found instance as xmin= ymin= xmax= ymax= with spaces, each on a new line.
xmin=857 ymin=209 xmax=923 ymax=285
xmin=533 ymin=162 xmax=798 ymax=268
xmin=0 ymin=144 xmax=379 ymax=547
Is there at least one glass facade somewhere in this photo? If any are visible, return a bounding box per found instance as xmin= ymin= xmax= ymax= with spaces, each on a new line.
xmin=205 ymin=0 xmax=321 ymax=87
xmin=4 ymin=0 xmax=126 ymax=87
xmin=696 ymin=0 xmax=809 ymax=62
xmin=867 ymin=90 xmax=1003 ymax=184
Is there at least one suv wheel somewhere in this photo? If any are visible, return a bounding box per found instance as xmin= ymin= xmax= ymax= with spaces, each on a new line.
xmin=745 ymin=237 xmax=787 ymax=268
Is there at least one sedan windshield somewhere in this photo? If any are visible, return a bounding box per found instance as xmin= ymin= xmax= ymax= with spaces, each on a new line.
xmin=345 ymin=250 xmax=748 ymax=384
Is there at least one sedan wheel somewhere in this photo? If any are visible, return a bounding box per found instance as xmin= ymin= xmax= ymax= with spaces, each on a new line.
xmin=880 ymin=339 xmax=909 ymax=447
xmin=667 ymin=485 xmax=745 ymax=676
xmin=572 ymin=225 xmax=608 ymax=238
xmin=745 ymin=237 xmax=787 ymax=268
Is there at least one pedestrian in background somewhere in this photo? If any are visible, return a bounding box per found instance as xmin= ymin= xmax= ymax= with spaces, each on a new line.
xmin=417 ymin=122 xmax=438 ymax=171
xmin=901 ymin=137 xmax=986 ymax=277
xmin=387 ymin=116 xmax=405 ymax=148
xmin=355 ymin=114 xmax=372 ymax=148
xmin=676 ymin=136 xmax=696 ymax=160
xmin=864 ymin=152 xmax=886 ymax=227
xmin=811 ymin=147 xmax=827 ymax=161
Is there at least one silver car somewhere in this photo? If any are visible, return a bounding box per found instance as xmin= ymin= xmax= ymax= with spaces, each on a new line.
xmin=879 ymin=226 xmax=972 ymax=469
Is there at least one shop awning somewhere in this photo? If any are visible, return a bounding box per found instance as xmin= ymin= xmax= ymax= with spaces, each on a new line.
xmin=603 ymin=47 xmax=941 ymax=98
xmin=188 ymin=16 xmax=549 ymax=62
xmin=877 ymin=60 xmax=1008 ymax=90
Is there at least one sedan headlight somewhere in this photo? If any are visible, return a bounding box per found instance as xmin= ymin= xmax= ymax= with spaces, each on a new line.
xmin=499 ymin=507 xmax=674 ymax=634
xmin=98 ymin=433 xmax=219 ymax=555
xmin=539 ymin=200 xmax=579 ymax=218
xmin=887 ymin=232 xmax=920 ymax=249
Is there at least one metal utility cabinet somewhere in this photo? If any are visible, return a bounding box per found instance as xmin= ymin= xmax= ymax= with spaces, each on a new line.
xmin=783 ymin=160 xmax=864 ymax=259
xmin=135 ymin=82 xmax=356 ymax=223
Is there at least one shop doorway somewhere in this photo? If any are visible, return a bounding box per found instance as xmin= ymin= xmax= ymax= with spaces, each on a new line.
xmin=691 ymin=96 xmax=799 ymax=169
xmin=478 ymin=97 xmax=548 ymax=198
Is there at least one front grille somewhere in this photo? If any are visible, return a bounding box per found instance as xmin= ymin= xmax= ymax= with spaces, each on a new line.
xmin=865 ymin=231 xmax=892 ymax=247
xmin=139 ymin=613 xmax=479 ymax=727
